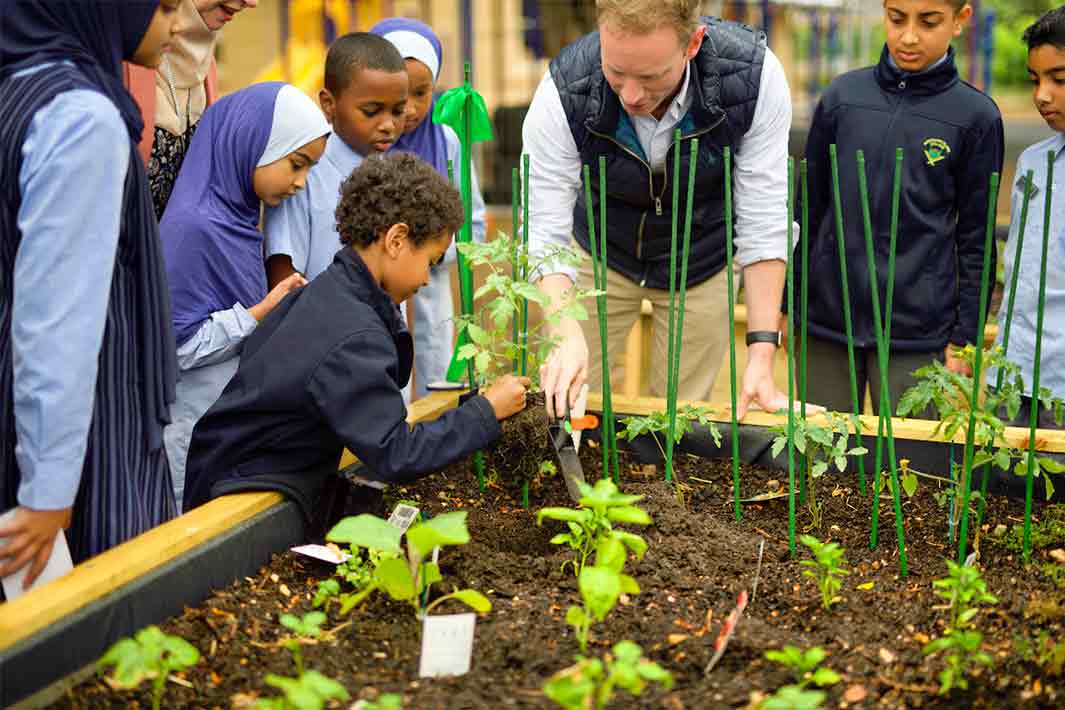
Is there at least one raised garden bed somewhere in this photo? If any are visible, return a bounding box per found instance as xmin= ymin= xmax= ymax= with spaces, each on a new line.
xmin=7 ymin=392 xmax=1065 ymax=709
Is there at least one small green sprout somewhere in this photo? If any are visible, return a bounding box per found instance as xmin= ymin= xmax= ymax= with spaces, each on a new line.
xmin=932 ymin=560 xmax=999 ymax=632
xmin=98 ymin=626 xmax=200 ymax=710
xmin=543 ymin=640 xmax=673 ymax=709
xmin=799 ymin=535 xmax=849 ymax=610
xmin=922 ymin=560 xmax=999 ymax=694
xmin=763 ymin=645 xmax=841 ymax=688
xmin=326 ymin=511 xmax=491 ymax=617
xmin=620 ymin=404 xmax=722 ymax=462
xmin=537 ymin=478 xmax=652 ymax=578
xmin=253 ymin=670 xmax=350 ymax=710
xmin=923 ymin=630 xmax=994 ymax=695
xmin=565 ymin=562 xmax=641 ymax=653
xmin=278 ymin=611 xmax=325 ymax=676
xmin=759 ymin=685 xmax=826 ymax=710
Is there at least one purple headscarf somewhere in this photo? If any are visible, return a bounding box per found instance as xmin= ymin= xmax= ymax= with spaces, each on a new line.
xmin=160 ymin=82 xmax=333 ymax=346
xmin=370 ymin=18 xmax=448 ymax=176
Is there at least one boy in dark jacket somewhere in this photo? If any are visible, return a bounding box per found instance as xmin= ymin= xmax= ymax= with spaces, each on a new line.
xmin=800 ymin=0 xmax=1004 ymax=413
xmin=183 ymin=153 xmax=530 ymax=518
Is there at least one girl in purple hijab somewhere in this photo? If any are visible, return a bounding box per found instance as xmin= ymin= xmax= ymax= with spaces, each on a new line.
xmin=160 ymin=81 xmax=330 ymax=507
xmin=370 ymin=18 xmax=486 ymax=397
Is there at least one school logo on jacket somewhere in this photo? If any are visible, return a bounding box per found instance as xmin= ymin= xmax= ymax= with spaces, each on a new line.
xmin=923 ymin=138 xmax=951 ymax=167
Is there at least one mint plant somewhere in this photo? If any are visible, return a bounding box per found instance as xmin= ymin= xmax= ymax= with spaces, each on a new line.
xmin=543 ymin=640 xmax=673 ymax=709
xmin=98 ymin=626 xmax=200 ymax=710
xmin=455 ymin=234 xmax=599 ymax=384
xmin=922 ymin=560 xmax=999 ymax=694
xmin=537 ymin=478 xmax=652 ymax=578
xmin=771 ymin=412 xmax=867 ymax=530
xmin=253 ymin=670 xmax=350 ymax=710
xmin=620 ymin=404 xmax=722 ymax=462
xmin=799 ymin=535 xmax=849 ymax=610
xmin=326 ymin=511 xmax=490 ymax=617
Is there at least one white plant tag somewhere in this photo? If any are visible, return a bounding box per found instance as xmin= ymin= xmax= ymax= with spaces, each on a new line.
xmin=290 ymin=544 xmax=351 ymax=565
xmin=419 ymin=613 xmax=476 ymax=677
xmin=0 ymin=508 xmax=73 ymax=601
xmin=387 ymin=504 xmax=420 ymax=533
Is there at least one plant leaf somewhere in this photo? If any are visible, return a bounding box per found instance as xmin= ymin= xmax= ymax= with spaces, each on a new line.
xmin=326 ymin=515 xmax=402 ymax=554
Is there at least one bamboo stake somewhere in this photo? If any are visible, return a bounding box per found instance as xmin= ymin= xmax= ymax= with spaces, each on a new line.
xmin=786 ymin=157 xmax=797 ymax=558
xmin=872 ymin=148 xmax=903 ymax=527
xmin=670 ymin=139 xmax=699 ymax=484
xmin=977 ymin=169 xmax=1034 ymax=528
xmin=1024 ymin=152 xmax=1055 ymax=562
xmin=828 ymin=145 xmax=868 ymax=498
xmin=583 ymin=163 xmax=610 ymax=481
xmin=857 ymin=149 xmax=909 ymax=577
xmin=599 ymin=156 xmax=619 ymax=483
xmin=665 ymin=130 xmax=682 ymax=484
xmin=956 ymin=171 xmax=1000 ymax=564
xmin=725 ymin=148 xmax=741 ymax=521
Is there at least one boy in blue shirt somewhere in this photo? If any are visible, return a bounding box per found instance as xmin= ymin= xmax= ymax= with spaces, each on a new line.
xmin=800 ymin=0 xmax=1004 ymax=413
xmin=182 ymin=153 xmax=530 ymax=521
xmin=987 ymin=7 xmax=1065 ymax=430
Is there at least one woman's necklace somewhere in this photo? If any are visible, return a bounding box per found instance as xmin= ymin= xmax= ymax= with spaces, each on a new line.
xmin=161 ymin=55 xmax=192 ymax=134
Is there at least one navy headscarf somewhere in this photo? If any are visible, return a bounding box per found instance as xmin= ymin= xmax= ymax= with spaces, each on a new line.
xmin=370 ymin=18 xmax=448 ymax=176
xmin=0 ymin=0 xmax=159 ymax=140
xmin=161 ymin=82 xmax=330 ymax=345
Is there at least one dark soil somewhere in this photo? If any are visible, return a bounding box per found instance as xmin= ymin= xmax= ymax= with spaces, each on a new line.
xmin=53 ymin=440 xmax=1065 ymax=709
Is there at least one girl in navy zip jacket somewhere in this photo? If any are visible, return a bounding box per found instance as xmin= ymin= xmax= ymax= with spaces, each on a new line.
xmin=799 ymin=0 xmax=1004 ymax=414
xmin=182 ymin=153 xmax=530 ymax=521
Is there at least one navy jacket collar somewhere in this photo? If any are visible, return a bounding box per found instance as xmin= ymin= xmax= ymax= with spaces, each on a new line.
xmin=333 ymin=247 xmax=408 ymax=339
xmin=875 ymin=45 xmax=959 ymax=96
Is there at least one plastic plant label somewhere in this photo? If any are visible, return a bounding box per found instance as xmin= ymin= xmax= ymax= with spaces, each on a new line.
xmin=387 ymin=504 xmax=420 ymax=533
xmin=703 ymin=590 xmax=749 ymax=676
xmin=418 ymin=613 xmax=476 ymax=678
xmin=290 ymin=544 xmax=351 ymax=565
xmin=0 ymin=508 xmax=73 ymax=600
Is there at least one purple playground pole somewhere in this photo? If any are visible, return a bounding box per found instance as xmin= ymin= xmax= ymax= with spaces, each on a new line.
xmin=983 ymin=11 xmax=996 ymax=94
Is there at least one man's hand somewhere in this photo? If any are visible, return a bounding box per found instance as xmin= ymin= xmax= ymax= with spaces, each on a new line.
xmin=0 ymin=506 xmax=71 ymax=590
xmin=540 ymin=317 xmax=588 ymax=419
xmin=736 ymin=343 xmax=788 ymax=419
xmin=944 ymin=344 xmax=971 ymax=376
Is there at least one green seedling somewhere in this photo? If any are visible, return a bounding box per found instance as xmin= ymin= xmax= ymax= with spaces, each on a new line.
xmin=353 ymin=694 xmax=404 ymax=710
xmin=799 ymin=535 xmax=849 ymax=610
xmin=542 ymin=640 xmax=673 ymax=709
xmin=455 ymin=233 xmax=599 ymax=385
xmin=565 ymin=561 xmax=641 ymax=653
xmin=326 ymin=511 xmax=491 ymax=617
xmin=278 ymin=612 xmax=325 ymax=676
xmin=922 ymin=560 xmax=999 ymax=694
xmin=923 ymin=629 xmax=993 ymax=695
xmin=1015 ymin=631 xmax=1065 ymax=677
xmin=253 ymin=670 xmax=350 ymax=710
xmin=771 ymin=412 xmax=867 ymax=530
xmin=537 ymin=478 xmax=652 ymax=578
xmin=764 ymin=645 xmax=841 ymax=689
xmin=760 ymin=685 xmax=827 ymax=710
xmin=932 ymin=560 xmax=998 ymax=632
xmin=98 ymin=625 xmax=200 ymax=710
xmin=620 ymin=404 xmax=723 ymax=462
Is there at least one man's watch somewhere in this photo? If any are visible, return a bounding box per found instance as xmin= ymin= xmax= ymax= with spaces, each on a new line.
xmin=746 ymin=330 xmax=782 ymax=348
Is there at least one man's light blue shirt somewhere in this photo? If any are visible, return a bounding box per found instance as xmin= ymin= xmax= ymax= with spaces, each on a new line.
xmin=988 ymin=133 xmax=1065 ymax=399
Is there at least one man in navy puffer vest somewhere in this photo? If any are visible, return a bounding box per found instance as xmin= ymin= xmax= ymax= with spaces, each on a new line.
xmin=523 ymin=0 xmax=795 ymax=420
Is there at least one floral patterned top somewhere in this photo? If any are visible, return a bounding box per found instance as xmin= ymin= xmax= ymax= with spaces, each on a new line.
xmin=147 ymin=123 xmax=198 ymax=220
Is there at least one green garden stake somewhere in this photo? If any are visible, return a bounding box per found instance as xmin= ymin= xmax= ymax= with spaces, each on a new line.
xmin=583 ymin=163 xmax=611 ymax=481
xmin=669 ymin=138 xmax=699 ymax=484
xmin=856 ymin=150 xmax=908 ymax=577
xmin=828 ymin=145 xmax=868 ymax=498
xmin=724 ymin=148 xmax=742 ymax=522
xmin=799 ymin=160 xmax=811 ymax=493
xmin=977 ymin=169 xmax=1034 ymax=529
xmin=956 ymin=171 xmax=1001 ymax=565
xmin=598 ymin=156 xmax=619 ymax=483
xmin=511 ymin=166 xmax=520 ymax=372
xmin=1023 ymin=153 xmax=1055 ymax=563
xmin=786 ymin=157 xmax=797 ymax=558
xmin=521 ymin=154 xmax=530 ymax=377
xmin=521 ymin=480 xmax=529 ymax=509
xmin=665 ymin=130 xmax=682 ymax=484
xmin=873 ymin=148 xmax=903 ymax=522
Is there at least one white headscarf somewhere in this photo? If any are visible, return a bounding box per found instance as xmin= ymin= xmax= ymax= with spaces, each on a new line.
xmin=257 ymin=84 xmax=331 ymax=167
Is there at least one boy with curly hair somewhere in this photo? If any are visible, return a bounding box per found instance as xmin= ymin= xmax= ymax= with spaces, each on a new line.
xmin=182 ymin=154 xmax=530 ymax=520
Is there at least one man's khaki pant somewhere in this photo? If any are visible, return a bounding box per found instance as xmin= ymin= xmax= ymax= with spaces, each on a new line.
xmin=575 ymin=258 xmax=734 ymax=400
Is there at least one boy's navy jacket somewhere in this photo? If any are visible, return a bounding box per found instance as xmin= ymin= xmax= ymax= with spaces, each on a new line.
xmin=800 ymin=47 xmax=1003 ymax=351
xmin=182 ymin=247 xmax=501 ymax=516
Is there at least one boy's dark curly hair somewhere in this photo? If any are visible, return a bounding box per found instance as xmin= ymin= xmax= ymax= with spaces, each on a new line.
xmin=1024 ymin=7 xmax=1065 ymax=51
xmin=336 ymin=152 xmax=464 ymax=248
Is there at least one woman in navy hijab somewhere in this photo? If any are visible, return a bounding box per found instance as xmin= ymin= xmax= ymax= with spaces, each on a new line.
xmin=0 ymin=0 xmax=181 ymax=590
xmin=160 ymin=82 xmax=330 ymax=508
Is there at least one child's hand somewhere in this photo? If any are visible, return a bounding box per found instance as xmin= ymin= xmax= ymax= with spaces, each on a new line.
xmin=483 ymin=375 xmax=532 ymax=420
xmin=250 ymin=272 xmax=307 ymax=321
xmin=0 ymin=506 xmax=71 ymax=589
xmin=944 ymin=344 xmax=972 ymax=376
